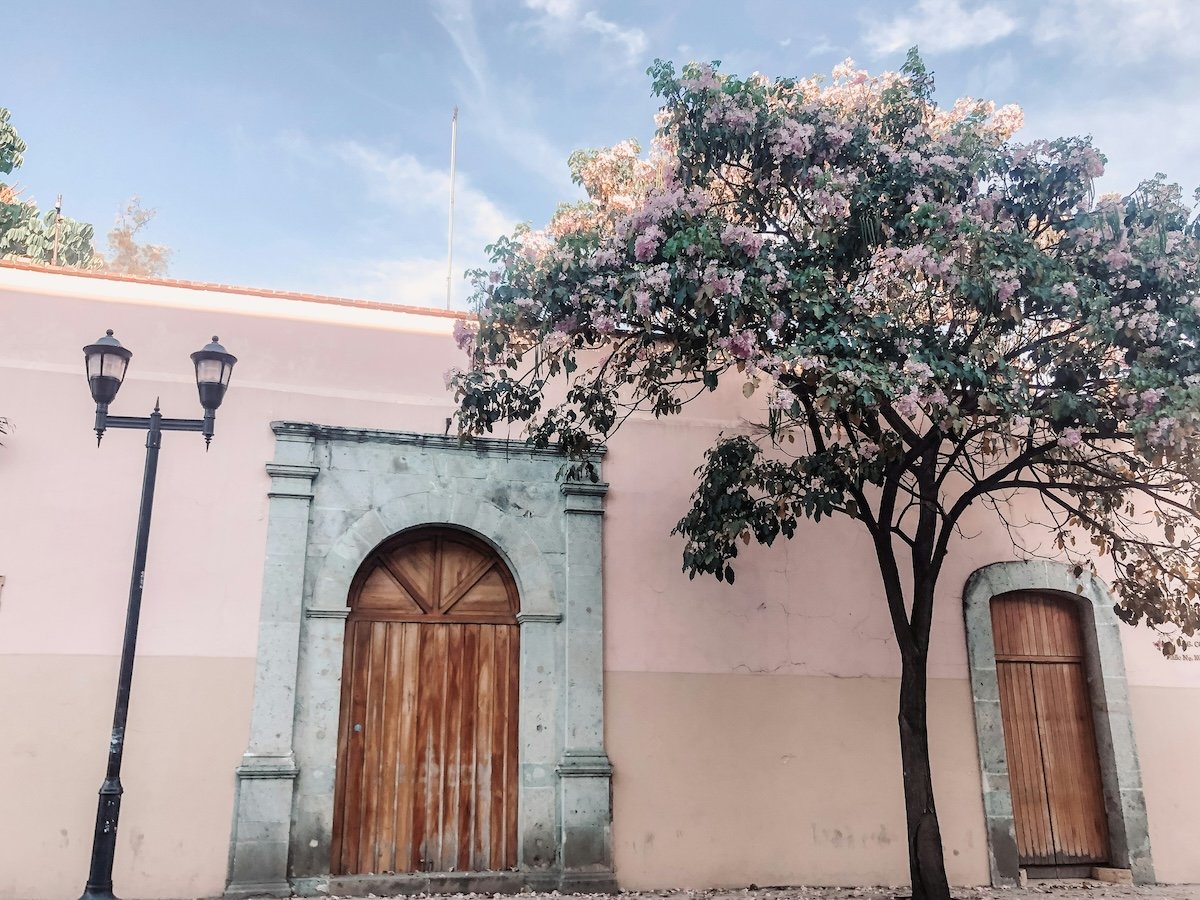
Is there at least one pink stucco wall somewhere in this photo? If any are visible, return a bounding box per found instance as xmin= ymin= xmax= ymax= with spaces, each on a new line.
xmin=2 ymin=262 xmax=1198 ymax=896
xmin=4 ymin=263 xmax=1196 ymax=683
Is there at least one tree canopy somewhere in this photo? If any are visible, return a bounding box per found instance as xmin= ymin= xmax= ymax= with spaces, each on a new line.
xmin=1 ymin=107 xmax=98 ymax=267
xmin=452 ymin=52 xmax=1200 ymax=651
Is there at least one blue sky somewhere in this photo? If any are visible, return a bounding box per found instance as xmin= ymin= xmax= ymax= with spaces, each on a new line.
xmin=4 ymin=0 xmax=1198 ymax=309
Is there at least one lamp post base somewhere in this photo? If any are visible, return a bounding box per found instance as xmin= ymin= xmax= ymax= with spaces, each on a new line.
xmin=79 ymin=888 xmax=119 ymax=900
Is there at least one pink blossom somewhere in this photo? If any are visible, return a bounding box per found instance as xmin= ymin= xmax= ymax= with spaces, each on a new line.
xmin=895 ymin=388 xmax=921 ymax=419
xmin=1139 ymin=388 xmax=1165 ymax=415
xmin=681 ymin=65 xmax=721 ymax=93
xmin=634 ymin=290 xmax=651 ymax=316
xmin=903 ymin=360 xmax=933 ymax=384
xmin=593 ymin=313 xmax=618 ymax=335
xmin=591 ymin=247 xmax=619 ymax=267
xmin=1105 ymin=248 xmax=1131 ymax=271
xmin=453 ymin=318 xmax=477 ymax=352
xmin=634 ymin=224 xmax=665 ymax=262
xmin=725 ymin=330 xmax=757 ymax=359
xmin=997 ymin=278 xmax=1020 ymax=303
xmin=858 ymin=441 xmax=880 ymax=461
xmin=1056 ymin=282 xmax=1078 ymax=299
xmin=825 ymin=125 xmax=853 ymax=150
xmin=720 ymin=224 xmax=765 ymax=257
xmin=767 ymin=390 xmax=793 ymax=412
xmin=771 ymin=119 xmax=816 ymax=160
xmin=1058 ymin=427 xmax=1083 ymax=449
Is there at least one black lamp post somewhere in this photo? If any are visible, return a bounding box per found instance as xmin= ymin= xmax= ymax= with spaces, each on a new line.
xmin=78 ymin=331 xmax=236 ymax=900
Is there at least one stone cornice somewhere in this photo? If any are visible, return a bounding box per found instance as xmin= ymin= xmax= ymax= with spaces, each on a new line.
xmin=271 ymin=421 xmax=607 ymax=460
xmin=265 ymin=463 xmax=320 ymax=480
xmin=560 ymin=481 xmax=610 ymax=498
xmin=516 ymin=611 xmax=563 ymax=624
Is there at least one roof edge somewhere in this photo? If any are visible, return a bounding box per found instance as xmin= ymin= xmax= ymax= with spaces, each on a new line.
xmin=0 ymin=258 xmax=472 ymax=321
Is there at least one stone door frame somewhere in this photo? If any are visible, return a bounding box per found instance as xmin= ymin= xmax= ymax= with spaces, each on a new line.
xmin=962 ymin=560 xmax=1154 ymax=886
xmin=225 ymin=422 xmax=614 ymax=896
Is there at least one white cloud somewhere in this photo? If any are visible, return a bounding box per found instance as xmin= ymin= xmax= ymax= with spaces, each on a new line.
xmin=320 ymin=255 xmax=455 ymax=309
xmin=865 ymin=0 xmax=1018 ymax=55
xmin=1034 ymin=0 xmax=1200 ymax=61
xmin=276 ymin=133 xmax=516 ymax=308
xmin=334 ymin=141 xmax=513 ymax=251
xmin=523 ymin=0 xmax=648 ymax=63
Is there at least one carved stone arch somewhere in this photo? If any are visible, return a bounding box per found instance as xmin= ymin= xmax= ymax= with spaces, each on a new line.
xmin=226 ymin=424 xmax=613 ymax=897
xmin=963 ymin=559 xmax=1153 ymax=885
xmin=309 ymin=491 xmax=559 ymax=619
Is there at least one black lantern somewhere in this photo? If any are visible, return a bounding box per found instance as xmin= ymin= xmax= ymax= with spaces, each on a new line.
xmin=82 ymin=330 xmax=132 ymax=407
xmin=190 ymin=335 xmax=237 ymax=413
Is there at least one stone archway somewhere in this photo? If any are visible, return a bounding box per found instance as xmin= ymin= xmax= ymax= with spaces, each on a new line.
xmin=225 ymin=422 xmax=614 ymax=897
xmin=962 ymin=560 xmax=1154 ymax=885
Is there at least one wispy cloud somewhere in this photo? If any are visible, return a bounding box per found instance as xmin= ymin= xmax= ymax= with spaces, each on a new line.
xmin=1034 ymin=0 xmax=1200 ymax=61
xmin=431 ymin=0 xmax=576 ymax=195
xmin=865 ymin=0 xmax=1018 ymax=55
xmin=523 ymin=0 xmax=648 ymax=64
xmin=431 ymin=0 xmax=490 ymax=89
xmin=276 ymin=132 xmax=516 ymax=308
xmin=333 ymin=140 xmax=513 ymax=251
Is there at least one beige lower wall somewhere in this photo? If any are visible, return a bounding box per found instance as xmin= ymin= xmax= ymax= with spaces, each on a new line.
xmin=606 ymin=671 xmax=991 ymax=889
xmin=2 ymin=658 xmax=1196 ymax=898
xmin=1131 ymin=684 xmax=1200 ymax=884
xmin=0 ymin=655 xmax=254 ymax=900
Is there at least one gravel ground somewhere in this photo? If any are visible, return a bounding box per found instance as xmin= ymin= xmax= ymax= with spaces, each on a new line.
xmin=326 ymin=884 xmax=1200 ymax=900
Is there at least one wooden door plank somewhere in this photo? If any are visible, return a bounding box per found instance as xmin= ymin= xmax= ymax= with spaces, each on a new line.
xmin=504 ymin=625 xmax=519 ymax=869
xmin=456 ymin=625 xmax=480 ymax=872
xmin=1033 ymin=662 xmax=1109 ymax=864
xmin=394 ymin=622 xmax=420 ymax=872
xmin=375 ymin=622 xmax=404 ymax=874
xmin=440 ymin=624 xmax=464 ymax=871
xmin=330 ymin=618 xmax=360 ymax=873
xmin=342 ymin=621 xmax=374 ymax=873
xmin=474 ymin=624 xmax=495 ymax=870
xmin=488 ymin=625 xmax=506 ymax=867
xmin=998 ymin=661 xmax=1054 ymax=864
xmin=412 ymin=624 xmax=437 ymax=870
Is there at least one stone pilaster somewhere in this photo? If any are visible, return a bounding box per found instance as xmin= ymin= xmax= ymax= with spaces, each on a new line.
xmin=556 ymin=480 xmax=615 ymax=890
xmin=226 ymin=429 xmax=319 ymax=898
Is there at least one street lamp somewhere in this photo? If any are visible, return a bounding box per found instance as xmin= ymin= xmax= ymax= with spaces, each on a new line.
xmin=78 ymin=330 xmax=237 ymax=900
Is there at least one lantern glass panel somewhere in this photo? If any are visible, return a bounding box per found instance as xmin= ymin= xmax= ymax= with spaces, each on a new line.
xmin=195 ymin=357 xmax=226 ymax=386
xmin=86 ymin=350 xmax=129 ymax=382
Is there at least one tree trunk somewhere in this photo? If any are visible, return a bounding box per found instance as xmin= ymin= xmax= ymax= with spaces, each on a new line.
xmin=898 ymin=648 xmax=951 ymax=900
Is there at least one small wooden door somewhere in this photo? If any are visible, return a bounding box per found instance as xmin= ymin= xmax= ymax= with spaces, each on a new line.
xmin=993 ymin=591 xmax=1109 ymax=871
xmin=331 ymin=528 xmax=520 ymax=875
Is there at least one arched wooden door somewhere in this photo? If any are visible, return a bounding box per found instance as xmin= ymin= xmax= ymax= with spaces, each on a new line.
xmin=993 ymin=591 xmax=1109 ymax=874
xmin=331 ymin=527 xmax=520 ymax=875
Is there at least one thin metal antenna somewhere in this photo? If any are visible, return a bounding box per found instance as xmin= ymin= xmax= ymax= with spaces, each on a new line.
xmin=52 ymin=194 xmax=62 ymax=266
xmin=446 ymin=106 xmax=459 ymax=310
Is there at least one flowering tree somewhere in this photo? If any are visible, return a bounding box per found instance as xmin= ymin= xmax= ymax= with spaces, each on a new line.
xmin=450 ymin=52 xmax=1200 ymax=899
xmin=0 ymin=106 xmax=98 ymax=268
